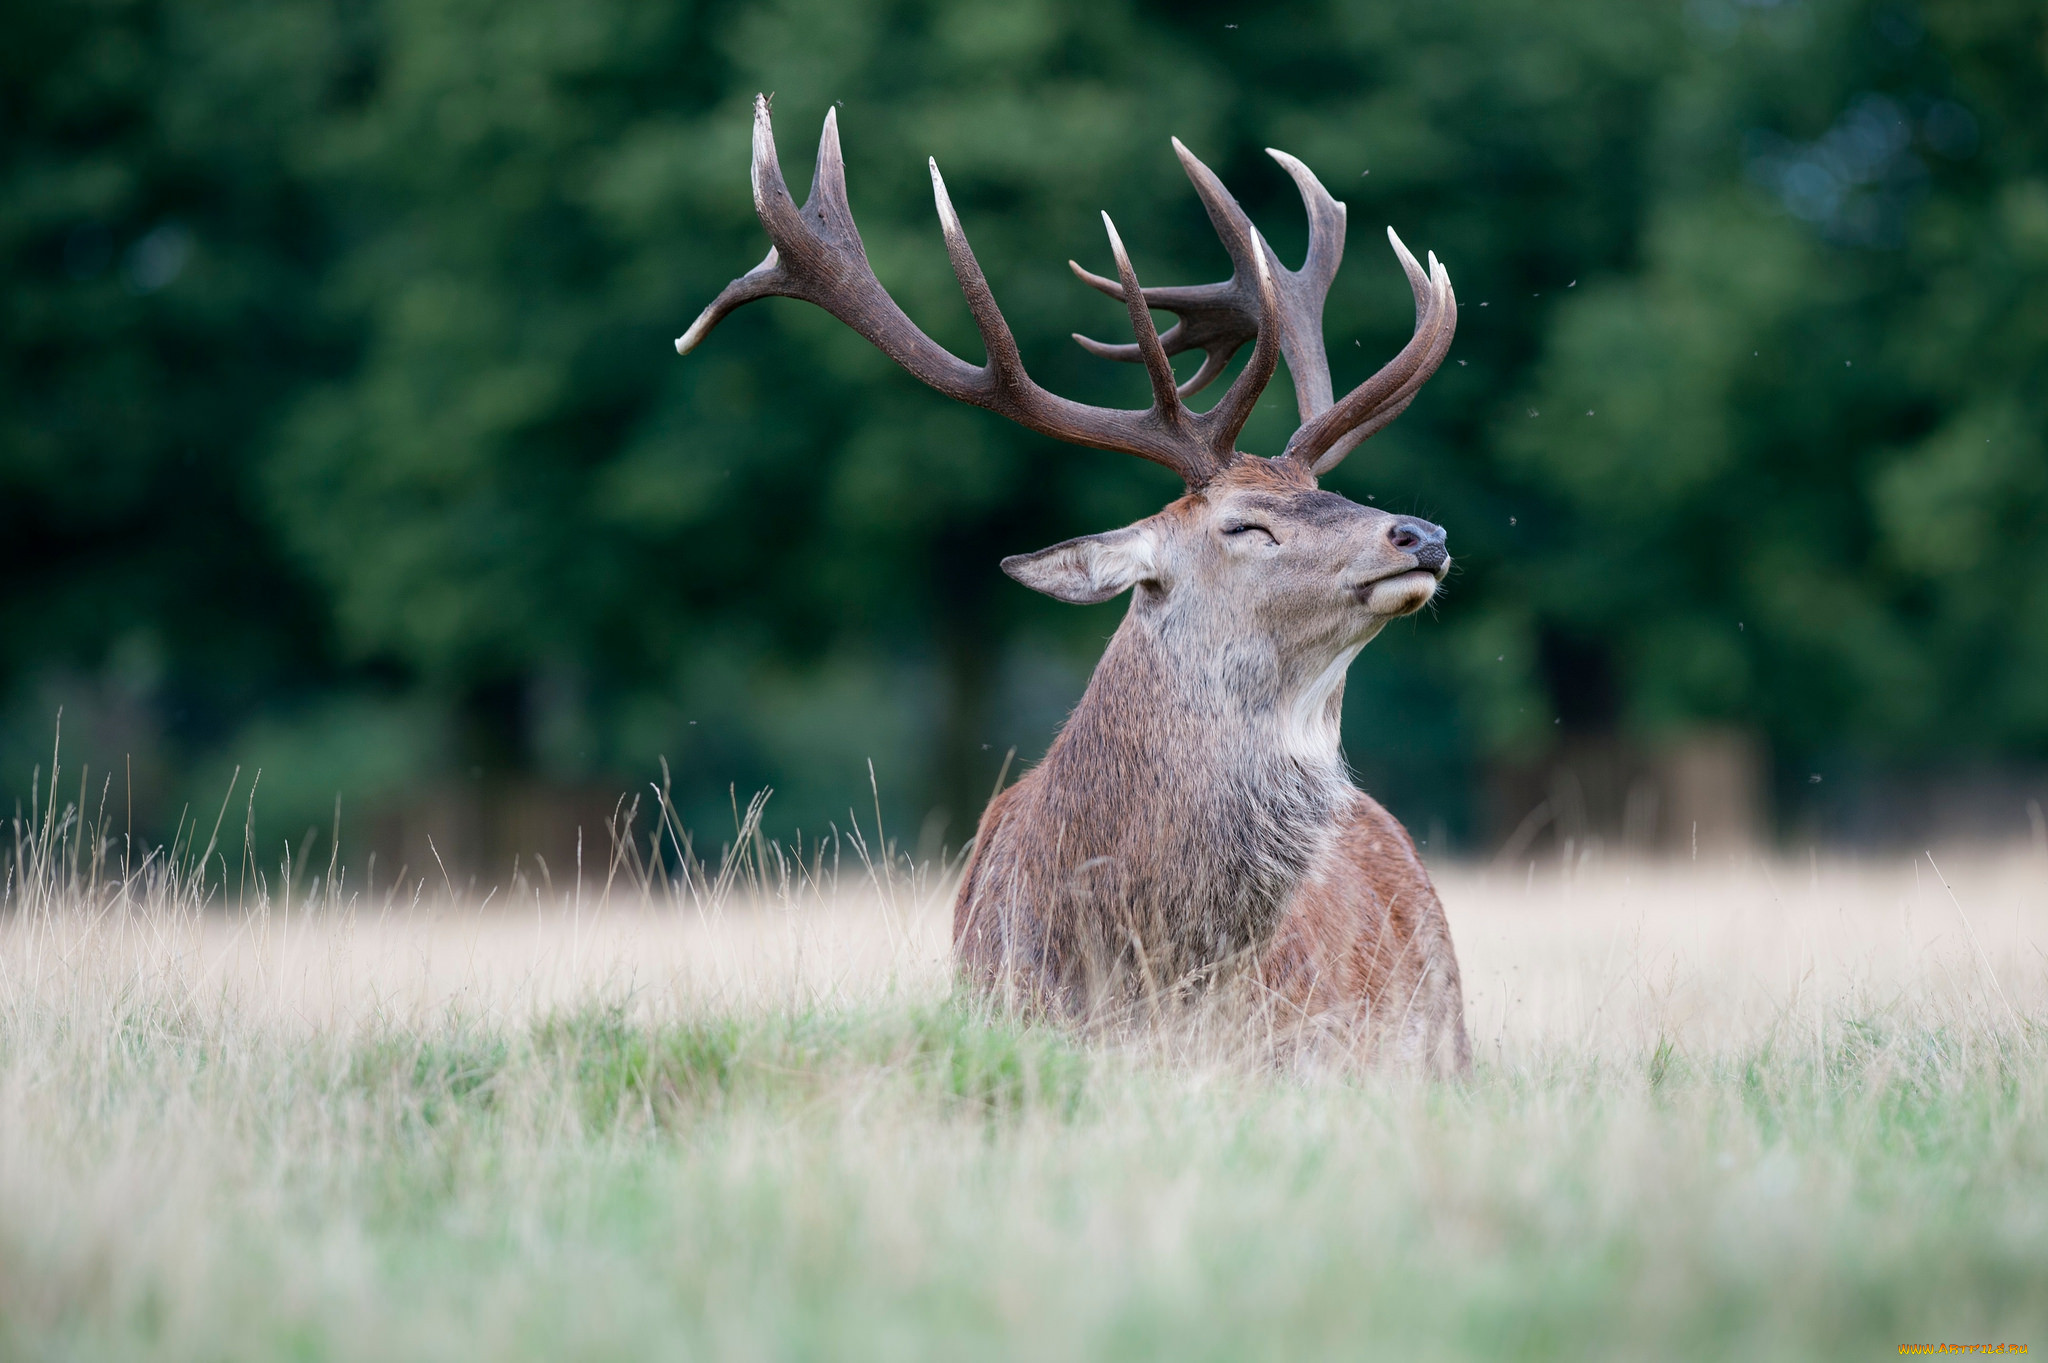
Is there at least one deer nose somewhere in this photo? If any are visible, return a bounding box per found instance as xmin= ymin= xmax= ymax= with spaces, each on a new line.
xmin=1387 ymin=518 xmax=1448 ymax=571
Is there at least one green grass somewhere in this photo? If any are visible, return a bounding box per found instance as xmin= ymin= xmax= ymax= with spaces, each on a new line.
xmin=3 ymin=989 xmax=2043 ymax=1361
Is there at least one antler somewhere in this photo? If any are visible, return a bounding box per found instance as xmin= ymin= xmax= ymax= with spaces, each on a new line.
xmin=1069 ymin=149 xmax=1456 ymax=477
xmin=677 ymin=96 xmax=1279 ymax=490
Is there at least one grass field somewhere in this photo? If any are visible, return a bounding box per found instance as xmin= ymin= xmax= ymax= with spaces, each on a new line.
xmin=3 ymin=798 xmax=2045 ymax=1360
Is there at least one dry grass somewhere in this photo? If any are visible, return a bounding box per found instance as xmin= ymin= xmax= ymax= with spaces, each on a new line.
xmin=2 ymin=785 xmax=2045 ymax=1359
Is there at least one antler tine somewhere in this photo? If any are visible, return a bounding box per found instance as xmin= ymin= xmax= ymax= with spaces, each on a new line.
xmin=676 ymin=99 xmax=821 ymax=355
xmin=927 ymin=158 xmax=1029 ymax=379
xmin=1175 ymin=148 xmax=1282 ymax=458
xmin=1265 ymin=149 xmax=1345 ymax=291
xmin=1260 ymin=147 xmax=1346 ymax=420
xmin=1282 ymin=230 xmax=1457 ymax=475
xmin=1099 ymin=213 xmax=1188 ymax=420
xmin=1357 ymin=250 xmax=1458 ymax=423
xmin=675 ymin=244 xmax=778 ymax=355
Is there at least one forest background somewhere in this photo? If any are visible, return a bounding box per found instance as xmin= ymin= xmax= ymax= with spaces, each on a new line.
xmin=4 ymin=0 xmax=2045 ymax=872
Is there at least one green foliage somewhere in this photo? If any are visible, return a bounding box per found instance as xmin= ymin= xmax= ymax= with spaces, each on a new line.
xmin=524 ymin=999 xmax=1093 ymax=1129
xmin=4 ymin=0 xmax=2044 ymax=845
xmin=334 ymin=1001 xmax=1097 ymax=1144
xmin=1506 ymin=0 xmax=2048 ymax=765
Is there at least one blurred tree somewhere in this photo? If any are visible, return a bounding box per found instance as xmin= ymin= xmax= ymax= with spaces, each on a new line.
xmin=2 ymin=0 xmax=2043 ymax=857
xmin=1504 ymin=0 xmax=2048 ymax=794
xmin=263 ymin=0 xmax=1247 ymax=838
xmin=0 ymin=0 xmax=353 ymax=818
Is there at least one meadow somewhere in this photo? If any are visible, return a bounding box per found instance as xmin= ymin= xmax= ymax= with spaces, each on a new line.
xmin=2 ymin=789 xmax=2044 ymax=1361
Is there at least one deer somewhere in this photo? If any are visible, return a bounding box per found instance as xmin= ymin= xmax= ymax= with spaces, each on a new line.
xmin=678 ymin=96 xmax=1470 ymax=1073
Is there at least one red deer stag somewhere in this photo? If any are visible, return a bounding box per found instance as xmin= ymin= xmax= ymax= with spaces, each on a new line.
xmin=679 ymin=97 xmax=1469 ymax=1072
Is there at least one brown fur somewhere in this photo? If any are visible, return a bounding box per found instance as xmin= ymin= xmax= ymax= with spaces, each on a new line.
xmin=1256 ymin=796 xmax=1471 ymax=1072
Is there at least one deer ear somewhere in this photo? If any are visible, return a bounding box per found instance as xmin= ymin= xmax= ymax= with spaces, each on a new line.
xmin=1001 ymin=526 xmax=1159 ymax=604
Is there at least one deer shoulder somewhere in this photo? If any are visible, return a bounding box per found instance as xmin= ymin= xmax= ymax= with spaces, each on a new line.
xmin=1261 ymin=793 xmax=1472 ymax=1074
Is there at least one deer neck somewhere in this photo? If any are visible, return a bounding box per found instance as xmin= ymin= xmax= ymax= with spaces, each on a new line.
xmin=1030 ymin=601 xmax=1361 ymax=963
xmin=1076 ymin=595 xmax=1366 ymax=772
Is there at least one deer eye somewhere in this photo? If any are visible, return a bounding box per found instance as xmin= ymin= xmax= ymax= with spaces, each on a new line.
xmin=1221 ymin=521 xmax=1275 ymax=542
